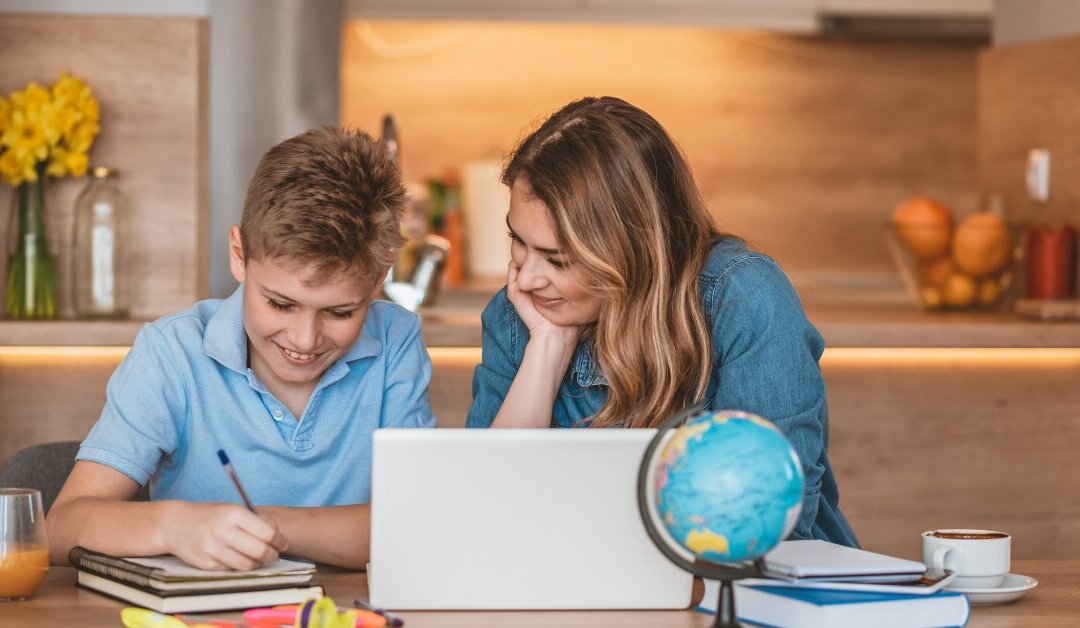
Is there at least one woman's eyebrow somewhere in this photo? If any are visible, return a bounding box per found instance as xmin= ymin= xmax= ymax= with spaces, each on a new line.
xmin=505 ymin=214 xmax=562 ymax=256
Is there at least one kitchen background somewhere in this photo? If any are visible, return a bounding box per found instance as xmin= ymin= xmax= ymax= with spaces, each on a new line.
xmin=1 ymin=0 xmax=1079 ymax=561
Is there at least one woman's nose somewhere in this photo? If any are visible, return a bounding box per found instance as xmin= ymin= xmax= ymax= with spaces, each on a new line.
xmin=515 ymin=257 xmax=548 ymax=291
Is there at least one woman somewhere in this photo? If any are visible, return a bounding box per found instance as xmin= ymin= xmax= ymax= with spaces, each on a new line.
xmin=466 ymin=96 xmax=857 ymax=546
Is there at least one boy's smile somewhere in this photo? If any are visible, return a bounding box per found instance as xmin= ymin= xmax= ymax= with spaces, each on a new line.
xmin=228 ymin=226 xmax=381 ymax=413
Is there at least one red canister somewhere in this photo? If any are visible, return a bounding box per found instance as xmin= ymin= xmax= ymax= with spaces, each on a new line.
xmin=1024 ymin=224 xmax=1077 ymax=299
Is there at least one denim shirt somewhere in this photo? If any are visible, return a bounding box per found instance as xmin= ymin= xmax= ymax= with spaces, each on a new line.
xmin=466 ymin=238 xmax=858 ymax=547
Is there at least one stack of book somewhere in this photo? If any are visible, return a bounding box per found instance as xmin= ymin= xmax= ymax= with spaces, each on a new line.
xmin=69 ymin=547 xmax=324 ymax=613
xmin=698 ymin=541 xmax=971 ymax=628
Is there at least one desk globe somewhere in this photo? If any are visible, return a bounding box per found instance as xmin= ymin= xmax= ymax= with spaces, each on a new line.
xmin=637 ymin=408 xmax=804 ymax=628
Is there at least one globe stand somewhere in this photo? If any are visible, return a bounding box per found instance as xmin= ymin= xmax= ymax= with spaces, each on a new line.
xmin=694 ymin=558 xmax=765 ymax=628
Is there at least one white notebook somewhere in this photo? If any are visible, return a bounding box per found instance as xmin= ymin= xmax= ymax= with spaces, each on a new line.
xmin=763 ymin=540 xmax=926 ymax=582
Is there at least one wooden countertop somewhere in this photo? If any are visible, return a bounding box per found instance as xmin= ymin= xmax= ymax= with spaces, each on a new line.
xmin=5 ymin=561 xmax=1077 ymax=626
xmin=1 ymin=296 xmax=1078 ymax=349
xmin=417 ymin=300 xmax=1080 ymax=348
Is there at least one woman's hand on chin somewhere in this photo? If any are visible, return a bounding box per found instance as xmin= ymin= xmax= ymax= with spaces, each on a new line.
xmin=507 ymin=262 xmax=581 ymax=343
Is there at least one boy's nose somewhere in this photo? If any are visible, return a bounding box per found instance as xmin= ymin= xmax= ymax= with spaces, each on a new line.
xmin=288 ymin=317 xmax=321 ymax=352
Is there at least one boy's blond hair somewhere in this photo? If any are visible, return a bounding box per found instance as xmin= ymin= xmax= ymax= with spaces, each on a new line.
xmin=240 ymin=126 xmax=405 ymax=283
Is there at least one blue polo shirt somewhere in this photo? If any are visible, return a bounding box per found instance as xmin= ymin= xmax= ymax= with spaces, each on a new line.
xmin=77 ymin=285 xmax=436 ymax=507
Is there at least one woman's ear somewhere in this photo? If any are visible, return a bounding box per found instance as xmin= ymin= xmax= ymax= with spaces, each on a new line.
xmin=228 ymin=226 xmax=246 ymax=283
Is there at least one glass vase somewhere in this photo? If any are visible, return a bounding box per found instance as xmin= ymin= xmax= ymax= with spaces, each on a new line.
xmin=5 ymin=164 xmax=58 ymax=320
xmin=71 ymin=167 xmax=128 ymax=319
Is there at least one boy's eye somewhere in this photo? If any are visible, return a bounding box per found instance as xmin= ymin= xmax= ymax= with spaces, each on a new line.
xmin=327 ymin=309 xmax=354 ymax=320
xmin=268 ymin=299 xmax=292 ymax=312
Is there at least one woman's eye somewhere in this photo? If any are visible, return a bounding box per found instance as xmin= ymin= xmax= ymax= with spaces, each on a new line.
xmin=548 ymin=258 xmax=568 ymax=269
xmin=268 ymin=299 xmax=292 ymax=311
xmin=327 ymin=309 xmax=354 ymax=320
xmin=507 ymin=231 xmax=522 ymax=244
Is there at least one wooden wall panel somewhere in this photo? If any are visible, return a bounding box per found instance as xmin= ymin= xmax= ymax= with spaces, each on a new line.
xmin=978 ymin=34 xmax=1080 ymax=226
xmin=0 ymin=351 xmax=121 ymax=468
xmin=4 ymin=347 xmax=1076 ymax=560
xmin=427 ymin=348 xmax=1080 ymax=560
xmin=0 ymin=14 xmax=209 ymax=319
xmin=342 ymin=21 xmax=979 ymax=276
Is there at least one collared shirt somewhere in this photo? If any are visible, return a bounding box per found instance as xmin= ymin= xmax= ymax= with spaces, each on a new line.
xmin=78 ymin=285 xmax=436 ymax=507
xmin=466 ymin=238 xmax=858 ymax=547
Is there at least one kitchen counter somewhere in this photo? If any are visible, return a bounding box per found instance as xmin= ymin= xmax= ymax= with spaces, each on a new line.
xmin=417 ymin=304 xmax=1080 ymax=348
xmin=1 ymin=289 xmax=1077 ymax=349
xmin=416 ymin=282 xmax=1080 ymax=348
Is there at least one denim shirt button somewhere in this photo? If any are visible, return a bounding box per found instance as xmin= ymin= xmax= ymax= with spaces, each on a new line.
xmin=271 ymin=409 xmax=284 ymax=421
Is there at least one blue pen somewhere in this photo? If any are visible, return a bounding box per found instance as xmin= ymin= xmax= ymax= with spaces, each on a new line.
xmin=217 ymin=449 xmax=257 ymax=513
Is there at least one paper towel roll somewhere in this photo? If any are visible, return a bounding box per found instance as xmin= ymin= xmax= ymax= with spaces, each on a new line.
xmin=462 ymin=159 xmax=512 ymax=279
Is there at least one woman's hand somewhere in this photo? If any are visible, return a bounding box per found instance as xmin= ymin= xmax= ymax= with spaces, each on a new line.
xmin=506 ymin=262 xmax=582 ymax=343
xmin=160 ymin=501 xmax=288 ymax=571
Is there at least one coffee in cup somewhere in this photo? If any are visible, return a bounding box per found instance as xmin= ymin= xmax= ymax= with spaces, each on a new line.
xmin=922 ymin=528 xmax=1010 ymax=589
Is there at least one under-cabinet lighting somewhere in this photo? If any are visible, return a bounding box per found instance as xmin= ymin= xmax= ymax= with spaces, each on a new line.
xmin=431 ymin=347 xmax=1080 ymax=367
xmin=0 ymin=346 xmax=130 ymax=360
xmin=2 ymin=346 xmax=1078 ymax=366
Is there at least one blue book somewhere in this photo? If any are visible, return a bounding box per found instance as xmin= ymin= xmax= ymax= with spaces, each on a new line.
xmin=697 ymin=581 xmax=971 ymax=627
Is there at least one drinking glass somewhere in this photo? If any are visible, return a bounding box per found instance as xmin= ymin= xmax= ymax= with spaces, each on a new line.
xmin=0 ymin=488 xmax=49 ymax=600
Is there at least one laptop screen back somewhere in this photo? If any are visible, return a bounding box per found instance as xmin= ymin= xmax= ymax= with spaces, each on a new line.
xmin=369 ymin=428 xmax=693 ymax=610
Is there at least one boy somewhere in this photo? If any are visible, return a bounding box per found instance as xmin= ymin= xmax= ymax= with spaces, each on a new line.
xmin=47 ymin=127 xmax=435 ymax=570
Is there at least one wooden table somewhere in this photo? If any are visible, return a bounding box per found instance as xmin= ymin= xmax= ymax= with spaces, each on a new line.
xmin=2 ymin=560 xmax=1076 ymax=627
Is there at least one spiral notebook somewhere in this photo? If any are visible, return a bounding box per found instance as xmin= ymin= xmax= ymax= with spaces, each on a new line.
xmin=763 ymin=540 xmax=926 ymax=583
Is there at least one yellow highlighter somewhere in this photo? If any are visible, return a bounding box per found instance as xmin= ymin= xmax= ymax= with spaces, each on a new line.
xmin=121 ymin=608 xmax=190 ymax=628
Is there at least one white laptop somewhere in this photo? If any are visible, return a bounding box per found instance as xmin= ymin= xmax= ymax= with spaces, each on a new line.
xmin=368 ymin=428 xmax=693 ymax=610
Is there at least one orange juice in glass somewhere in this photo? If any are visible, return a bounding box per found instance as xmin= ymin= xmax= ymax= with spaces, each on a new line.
xmin=0 ymin=489 xmax=49 ymax=600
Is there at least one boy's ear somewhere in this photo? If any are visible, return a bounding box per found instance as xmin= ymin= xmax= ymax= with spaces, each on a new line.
xmin=228 ymin=226 xmax=246 ymax=283
xmin=370 ymin=266 xmax=389 ymax=300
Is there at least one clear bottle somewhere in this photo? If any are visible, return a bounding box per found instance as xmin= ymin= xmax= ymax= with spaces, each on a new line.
xmin=71 ymin=167 xmax=128 ymax=318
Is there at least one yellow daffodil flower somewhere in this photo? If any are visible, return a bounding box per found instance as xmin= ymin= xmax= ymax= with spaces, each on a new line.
xmin=0 ymin=71 xmax=99 ymax=186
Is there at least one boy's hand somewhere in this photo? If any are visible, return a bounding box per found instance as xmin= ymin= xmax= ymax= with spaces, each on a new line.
xmin=160 ymin=502 xmax=288 ymax=571
xmin=506 ymin=262 xmax=582 ymax=343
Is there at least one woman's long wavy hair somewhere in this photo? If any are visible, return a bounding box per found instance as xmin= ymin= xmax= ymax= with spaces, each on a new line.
xmin=503 ymin=96 xmax=728 ymax=429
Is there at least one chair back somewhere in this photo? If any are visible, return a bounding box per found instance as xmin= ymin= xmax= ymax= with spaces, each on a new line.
xmin=0 ymin=441 xmax=149 ymax=513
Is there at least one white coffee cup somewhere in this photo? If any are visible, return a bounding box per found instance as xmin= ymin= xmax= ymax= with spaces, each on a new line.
xmin=922 ymin=529 xmax=1010 ymax=589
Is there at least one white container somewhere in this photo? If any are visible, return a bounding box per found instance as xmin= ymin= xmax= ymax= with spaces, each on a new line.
xmin=462 ymin=160 xmax=510 ymax=279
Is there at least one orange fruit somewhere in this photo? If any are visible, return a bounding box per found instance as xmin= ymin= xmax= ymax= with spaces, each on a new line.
xmin=893 ymin=197 xmax=953 ymax=260
xmin=978 ymin=279 xmax=1001 ymax=307
xmin=919 ymin=286 xmax=943 ymax=310
xmin=952 ymin=212 xmax=1012 ymax=277
xmin=916 ymin=257 xmax=955 ymax=288
xmin=941 ymin=273 xmax=977 ymax=308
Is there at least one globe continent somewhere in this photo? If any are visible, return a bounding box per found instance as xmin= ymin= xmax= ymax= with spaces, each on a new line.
xmin=652 ymin=411 xmax=804 ymax=563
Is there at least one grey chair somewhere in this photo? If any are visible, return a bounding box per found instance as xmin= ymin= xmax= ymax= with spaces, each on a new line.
xmin=0 ymin=441 xmax=149 ymax=514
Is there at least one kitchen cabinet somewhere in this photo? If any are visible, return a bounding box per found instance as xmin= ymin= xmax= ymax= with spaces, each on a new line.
xmin=347 ymin=0 xmax=991 ymax=30
xmin=820 ymin=0 xmax=991 ymax=17
xmin=347 ymin=0 xmax=818 ymax=31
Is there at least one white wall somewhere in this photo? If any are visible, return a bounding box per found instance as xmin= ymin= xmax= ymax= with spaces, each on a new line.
xmin=208 ymin=0 xmax=342 ymax=297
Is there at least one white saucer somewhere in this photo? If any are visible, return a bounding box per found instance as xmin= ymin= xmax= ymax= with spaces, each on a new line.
xmin=946 ymin=573 xmax=1038 ymax=606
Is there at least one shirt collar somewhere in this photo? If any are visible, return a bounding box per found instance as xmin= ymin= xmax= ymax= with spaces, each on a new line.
xmin=204 ymin=286 xmax=249 ymax=374
xmin=569 ymin=338 xmax=607 ymax=388
xmin=203 ymin=284 xmax=383 ymax=376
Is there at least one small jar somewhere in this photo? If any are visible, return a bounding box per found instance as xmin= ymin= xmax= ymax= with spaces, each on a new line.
xmin=71 ymin=167 xmax=128 ymax=318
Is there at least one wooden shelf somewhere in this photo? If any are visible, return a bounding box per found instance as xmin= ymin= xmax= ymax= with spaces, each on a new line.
xmin=0 ymin=320 xmax=147 ymax=346
xmin=2 ymin=306 xmax=1078 ymax=349
xmin=807 ymin=307 xmax=1080 ymax=348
